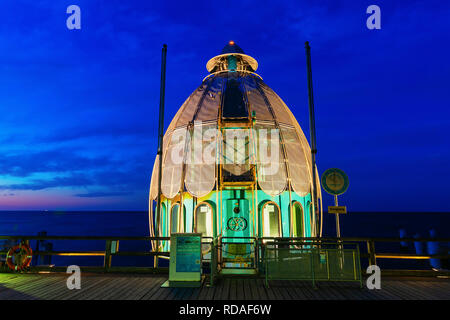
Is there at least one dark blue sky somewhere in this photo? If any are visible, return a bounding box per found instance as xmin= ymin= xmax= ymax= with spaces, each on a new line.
xmin=0 ymin=0 xmax=449 ymax=211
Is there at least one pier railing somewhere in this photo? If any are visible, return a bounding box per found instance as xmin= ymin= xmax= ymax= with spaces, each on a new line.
xmin=0 ymin=235 xmax=449 ymax=276
xmin=262 ymin=240 xmax=363 ymax=288
xmin=0 ymin=235 xmax=170 ymax=273
xmin=260 ymin=236 xmax=450 ymax=277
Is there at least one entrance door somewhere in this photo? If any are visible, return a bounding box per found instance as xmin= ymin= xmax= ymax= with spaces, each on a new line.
xmin=221 ymin=198 xmax=254 ymax=270
xmin=224 ymin=198 xmax=250 ymax=238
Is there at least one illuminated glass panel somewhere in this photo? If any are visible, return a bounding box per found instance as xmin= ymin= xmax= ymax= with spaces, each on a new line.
xmin=195 ymin=203 xmax=213 ymax=237
xmin=263 ymin=202 xmax=280 ymax=237
xmin=222 ymin=78 xmax=248 ymax=118
xmin=292 ymin=202 xmax=304 ymax=237
xmin=171 ymin=204 xmax=179 ymax=234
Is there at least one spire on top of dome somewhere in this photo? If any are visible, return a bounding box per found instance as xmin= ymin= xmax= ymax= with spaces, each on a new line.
xmin=221 ymin=40 xmax=245 ymax=54
xmin=206 ymin=41 xmax=258 ymax=74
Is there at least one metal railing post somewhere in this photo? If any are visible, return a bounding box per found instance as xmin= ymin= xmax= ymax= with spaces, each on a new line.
xmin=210 ymin=240 xmax=216 ymax=286
xmin=311 ymin=247 xmax=316 ymax=288
xmin=104 ymin=240 xmax=112 ymax=269
xmin=356 ymin=244 xmax=363 ymax=288
xmin=367 ymin=240 xmax=376 ymax=266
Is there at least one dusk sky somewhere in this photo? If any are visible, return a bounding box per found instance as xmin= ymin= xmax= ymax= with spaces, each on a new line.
xmin=0 ymin=0 xmax=449 ymax=211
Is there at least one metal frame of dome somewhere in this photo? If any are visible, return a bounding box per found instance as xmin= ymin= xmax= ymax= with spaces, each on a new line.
xmin=206 ymin=53 xmax=258 ymax=73
xmin=149 ymin=42 xmax=323 ymax=267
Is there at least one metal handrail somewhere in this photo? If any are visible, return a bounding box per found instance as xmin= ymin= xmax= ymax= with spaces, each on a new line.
xmin=1 ymin=235 xmax=449 ymax=274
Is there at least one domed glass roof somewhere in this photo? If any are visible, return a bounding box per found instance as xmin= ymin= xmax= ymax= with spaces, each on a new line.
xmin=150 ymin=43 xmax=320 ymax=200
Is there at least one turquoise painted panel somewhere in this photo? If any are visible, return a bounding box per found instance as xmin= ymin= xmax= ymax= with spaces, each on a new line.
xmin=158 ymin=188 xmax=313 ymax=251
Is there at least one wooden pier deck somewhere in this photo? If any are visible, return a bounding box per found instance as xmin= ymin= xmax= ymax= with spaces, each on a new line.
xmin=0 ymin=273 xmax=449 ymax=300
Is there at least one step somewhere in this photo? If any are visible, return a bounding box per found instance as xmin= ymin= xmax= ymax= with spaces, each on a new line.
xmin=219 ymin=268 xmax=258 ymax=276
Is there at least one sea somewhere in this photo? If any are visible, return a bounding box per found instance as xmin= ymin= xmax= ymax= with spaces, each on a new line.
xmin=0 ymin=211 xmax=449 ymax=270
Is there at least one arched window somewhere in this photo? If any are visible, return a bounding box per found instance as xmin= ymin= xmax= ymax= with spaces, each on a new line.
xmin=195 ymin=202 xmax=214 ymax=237
xmin=170 ymin=203 xmax=180 ymax=234
xmin=308 ymin=201 xmax=315 ymax=236
xmin=160 ymin=203 xmax=167 ymax=236
xmin=262 ymin=201 xmax=281 ymax=237
xmin=292 ymin=201 xmax=304 ymax=237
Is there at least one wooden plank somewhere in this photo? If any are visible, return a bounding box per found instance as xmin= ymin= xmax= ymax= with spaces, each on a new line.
xmin=236 ymin=279 xmax=245 ymax=300
xmin=427 ymin=280 xmax=450 ymax=298
xmin=101 ymin=276 xmax=145 ymax=300
xmin=218 ymin=278 xmax=230 ymax=300
xmin=211 ymin=278 xmax=223 ymax=301
xmin=265 ymin=280 xmax=278 ymax=300
xmin=280 ymin=281 xmax=299 ymax=300
xmin=229 ymin=279 xmax=237 ymax=300
xmin=288 ymin=281 xmax=311 ymax=300
xmin=243 ymin=279 xmax=253 ymax=300
xmin=178 ymin=288 xmax=194 ymax=300
xmin=138 ymin=277 xmax=167 ymax=300
xmin=164 ymin=287 xmax=180 ymax=300
xmin=0 ymin=275 xmax=58 ymax=299
xmin=2 ymin=277 xmax=55 ymax=300
xmin=187 ymin=286 xmax=201 ymax=300
xmin=0 ymin=274 xmax=41 ymax=292
xmin=381 ymin=279 xmax=418 ymax=300
xmin=174 ymin=288 xmax=189 ymax=300
xmin=39 ymin=275 xmax=91 ymax=300
xmin=86 ymin=276 xmax=130 ymax=300
xmin=73 ymin=276 xmax=129 ymax=300
xmin=414 ymin=279 xmax=450 ymax=299
xmin=398 ymin=280 xmax=443 ymax=300
xmin=59 ymin=275 xmax=113 ymax=300
xmin=0 ymin=274 xmax=21 ymax=284
xmin=126 ymin=276 xmax=164 ymax=300
xmin=282 ymin=280 xmax=297 ymax=300
xmin=1 ymin=273 xmax=449 ymax=300
xmin=249 ymin=279 xmax=259 ymax=300
xmin=18 ymin=275 xmax=68 ymax=300
xmin=197 ymin=280 xmax=215 ymax=300
xmin=271 ymin=283 xmax=286 ymax=300
xmin=114 ymin=275 xmax=156 ymax=300
xmin=122 ymin=276 xmax=159 ymax=300
xmin=142 ymin=278 xmax=170 ymax=300
xmin=318 ymin=281 xmax=347 ymax=300
xmin=255 ymin=278 xmax=269 ymax=300
xmin=394 ymin=280 xmax=430 ymax=300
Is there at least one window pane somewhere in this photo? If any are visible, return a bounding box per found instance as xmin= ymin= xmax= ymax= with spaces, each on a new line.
xmin=171 ymin=204 xmax=179 ymax=233
xmin=293 ymin=203 xmax=304 ymax=237
xmin=263 ymin=203 xmax=280 ymax=237
xmin=196 ymin=204 xmax=212 ymax=237
xmin=222 ymin=78 xmax=248 ymax=118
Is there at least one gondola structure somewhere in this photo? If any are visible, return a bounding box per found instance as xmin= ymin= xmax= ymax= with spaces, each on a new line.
xmin=148 ymin=41 xmax=323 ymax=274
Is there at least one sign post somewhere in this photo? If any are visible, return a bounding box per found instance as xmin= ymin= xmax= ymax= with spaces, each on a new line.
xmin=321 ymin=168 xmax=349 ymax=270
xmin=162 ymin=233 xmax=202 ymax=288
xmin=321 ymin=168 xmax=349 ymax=238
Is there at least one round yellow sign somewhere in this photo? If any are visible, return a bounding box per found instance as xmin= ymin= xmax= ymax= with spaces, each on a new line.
xmin=321 ymin=168 xmax=349 ymax=195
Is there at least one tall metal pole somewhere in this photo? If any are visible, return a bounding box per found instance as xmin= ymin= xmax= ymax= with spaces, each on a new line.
xmin=305 ymin=41 xmax=319 ymax=237
xmin=155 ymin=44 xmax=167 ymax=267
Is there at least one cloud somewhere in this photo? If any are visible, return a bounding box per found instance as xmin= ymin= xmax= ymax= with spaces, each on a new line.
xmin=0 ymin=175 xmax=93 ymax=191
xmin=39 ymin=123 xmax=157 ymax=144
xmin=0 ymin=149 xmax=113 ymax=178
xmin=74 ymin=191 xmax=132 ymax=198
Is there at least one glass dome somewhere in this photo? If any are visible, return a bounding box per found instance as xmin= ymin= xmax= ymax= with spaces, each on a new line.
xmin=149 ymin=42 xmax=321 ymax=202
